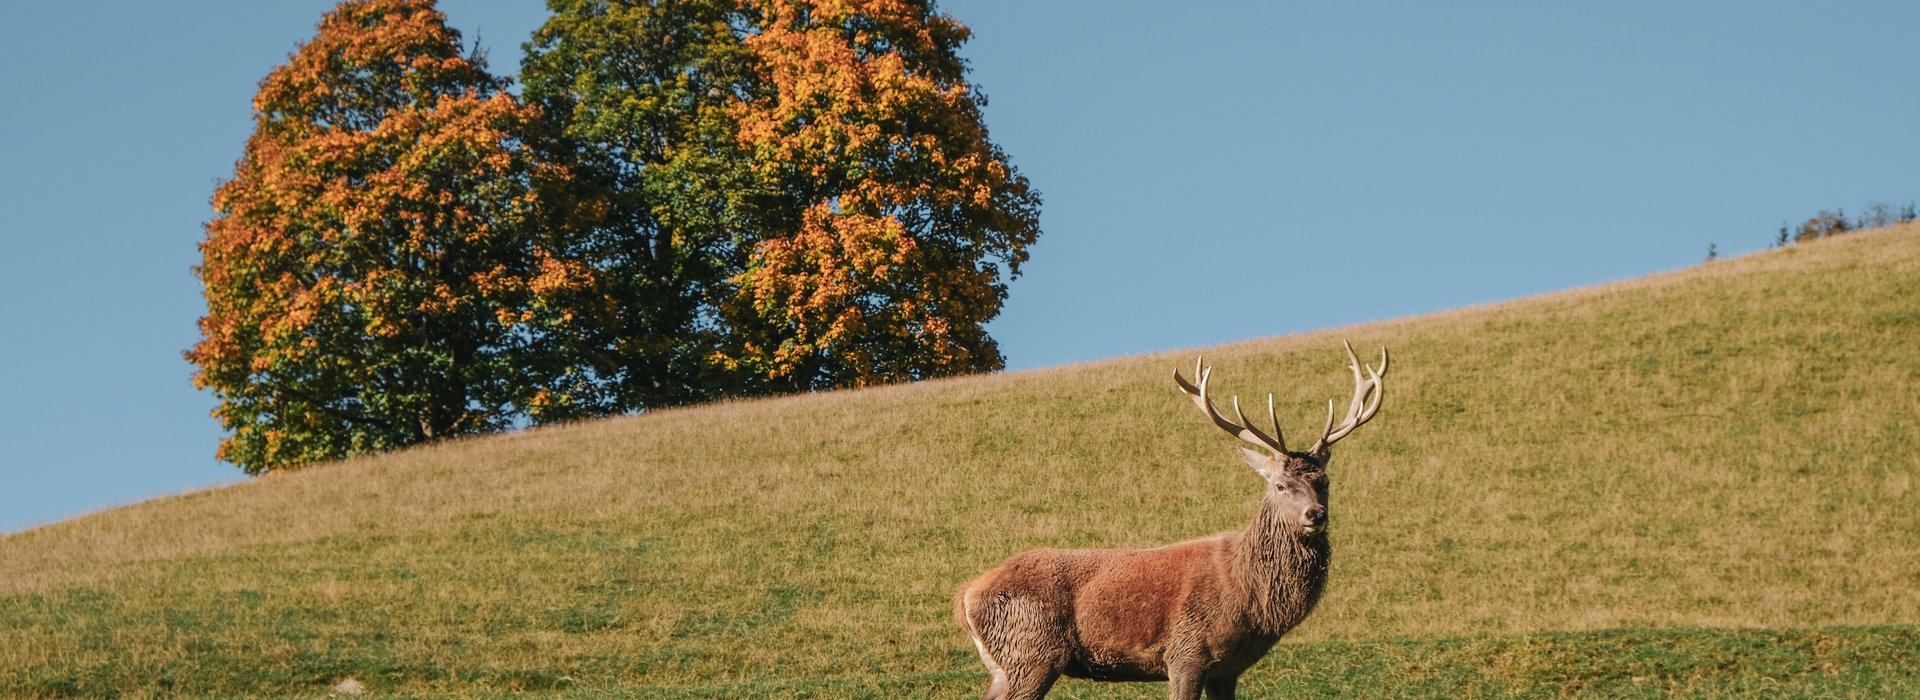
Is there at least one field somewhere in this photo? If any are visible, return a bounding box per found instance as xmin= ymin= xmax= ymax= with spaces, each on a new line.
xmin=4 ymin=224 xmax=1917 ymax=698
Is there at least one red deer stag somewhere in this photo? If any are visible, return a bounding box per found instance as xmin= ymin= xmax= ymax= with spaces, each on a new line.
xmin=955 ymin=342 xmax=1388 ymax=699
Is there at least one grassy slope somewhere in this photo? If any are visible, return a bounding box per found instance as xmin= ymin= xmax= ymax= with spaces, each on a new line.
xmin=3 ymin=225 xmax=1917 ymax=698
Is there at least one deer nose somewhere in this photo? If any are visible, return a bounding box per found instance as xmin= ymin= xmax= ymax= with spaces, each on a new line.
xmin=1305 ymin=506 xmax=1326 ymax=525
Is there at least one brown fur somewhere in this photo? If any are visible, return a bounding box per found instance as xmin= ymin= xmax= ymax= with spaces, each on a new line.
xmin=956 ymin=451 xmax=1335 ymax=700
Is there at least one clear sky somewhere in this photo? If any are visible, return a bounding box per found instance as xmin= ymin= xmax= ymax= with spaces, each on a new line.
xmin=2 ymin=1 xmax=1915 ymax=534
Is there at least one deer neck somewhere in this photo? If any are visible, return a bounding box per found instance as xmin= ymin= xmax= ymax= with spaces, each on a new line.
xmin=1235 ymin=500 xmax=1332 ymax=635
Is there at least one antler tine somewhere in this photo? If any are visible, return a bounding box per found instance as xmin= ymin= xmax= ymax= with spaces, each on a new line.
xmin=1311 ymin=399 xmax=1336 ymax=455
xmin=1329 ymin=362 xmax=1384 ymax=440
xmin=1309 ymin=343 xmax=1390 ymax=455
xmin=1356 ymin=348 xmax=1388 ymax=425
xmin=1339 ymin=341 xmax=1369 ymax=429
xmin=1232 ymin=395 xmax=1289 ymax=454
xmin=1173 ymin=356 xmax=1288 ymax=458
xmin=1267 ymin=393 xmax=1287 ymax=453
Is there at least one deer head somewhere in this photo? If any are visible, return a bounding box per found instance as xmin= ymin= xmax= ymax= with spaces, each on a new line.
xmin=1173 ymin=341 xmax=1388 ymax=537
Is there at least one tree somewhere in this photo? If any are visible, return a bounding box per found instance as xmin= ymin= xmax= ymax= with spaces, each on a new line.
xmin=523 ymin=0 xmax=1041 ymax=395
xmin=193 ymin=0 xmax=1041 ymax=472
xmin=520 ymin=0 xmax=763 ymax=409
xmin=189 ymin=0 xmax=595 ymax=473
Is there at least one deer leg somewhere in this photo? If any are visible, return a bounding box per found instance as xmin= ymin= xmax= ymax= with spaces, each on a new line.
xmin=966 ymin=593 xmax=1068 ymax=699
xmin=976 ymin=652 xmax=1061 ymax=700
xmin=1167 ymin=668 xmax=1204 ymax=700
xmin=979 ymin=673 xmax=1009 ymax=700
xmin=966 ymin=627 xmax=1010 ymax=700
xmin=997 ymin=660 xmax=1062 ymax=700
xmin=1203 ymin=675 xmax=1238 ymax=699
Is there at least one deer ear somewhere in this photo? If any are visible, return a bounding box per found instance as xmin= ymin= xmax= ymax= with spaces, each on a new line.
xmin=1236 ymin=447 xmax=1284 ymax=479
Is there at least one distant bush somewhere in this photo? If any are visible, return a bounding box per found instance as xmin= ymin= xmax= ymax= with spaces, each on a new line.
xmin=1794 ymin=210 xmax=1850 ymax=243
xmin=1858 ymin=202 xmax=1899 ymax=229
xmin=1777 ymin=199 xmax=1916 ymax=247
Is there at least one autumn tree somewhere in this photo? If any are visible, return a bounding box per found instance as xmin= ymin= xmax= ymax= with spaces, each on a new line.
xmin=523 ymin=0 xmax=1041 ymax=395
xmin=193 ymin=0 xmax=1038 ymax=472
xmin=189 ymin=0 xmax=599 ymax=473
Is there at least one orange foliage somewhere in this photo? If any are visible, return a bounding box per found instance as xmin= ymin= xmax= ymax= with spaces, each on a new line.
xmin=189 ymin=0 xmax=598 ymax=472
xmin=721 ymin=0 xmax=1039 ymax=388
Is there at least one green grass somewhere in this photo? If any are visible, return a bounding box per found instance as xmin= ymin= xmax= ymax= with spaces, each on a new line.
xmin=4 ymin=224 xmax=1918 ymax=697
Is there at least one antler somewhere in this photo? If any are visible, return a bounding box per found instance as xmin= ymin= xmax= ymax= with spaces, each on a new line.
xmin=1307 ymin=341 xmax=1388 ymax=456
xmin=1173 ymin=356 xmax=1290 ymax=459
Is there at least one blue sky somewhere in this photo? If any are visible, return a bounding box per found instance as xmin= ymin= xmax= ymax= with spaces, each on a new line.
xmin=1 ymin=1 xmax=1915 ymax=534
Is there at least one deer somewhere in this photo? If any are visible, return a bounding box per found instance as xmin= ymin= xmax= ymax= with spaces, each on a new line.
xmin=954 ymin=342 xmax=1388 ymax=700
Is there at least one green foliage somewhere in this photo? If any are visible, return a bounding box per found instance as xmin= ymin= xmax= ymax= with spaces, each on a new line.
xmin=519 ymin=0 xmax=764 ymax=409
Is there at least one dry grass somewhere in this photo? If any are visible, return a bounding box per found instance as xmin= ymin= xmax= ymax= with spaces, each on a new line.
xmin=3 ymin=224 xmax=1917 ymax=697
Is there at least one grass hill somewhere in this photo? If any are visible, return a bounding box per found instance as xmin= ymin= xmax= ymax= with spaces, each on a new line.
xmin=5 ymin=224 xmax=1918 ymax=698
